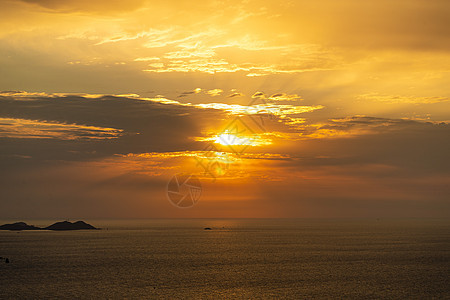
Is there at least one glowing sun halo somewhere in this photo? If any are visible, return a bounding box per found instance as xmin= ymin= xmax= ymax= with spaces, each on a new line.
xmin=215 ymin=133 xmax=251 ymax=146
xmin=211 ymin=131 xmax=272 ymax=147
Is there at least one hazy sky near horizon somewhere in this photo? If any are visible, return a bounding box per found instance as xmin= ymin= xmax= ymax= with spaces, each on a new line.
xmin=0 ymin=0 xmax=449 ymax=218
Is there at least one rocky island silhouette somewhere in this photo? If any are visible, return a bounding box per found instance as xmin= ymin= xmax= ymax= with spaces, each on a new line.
xmin=0 ymin=221 xmax=98 ymax=231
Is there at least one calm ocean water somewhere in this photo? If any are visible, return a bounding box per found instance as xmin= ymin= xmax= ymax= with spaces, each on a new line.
xmin=1 ymin=219 xmax=449 ymax=299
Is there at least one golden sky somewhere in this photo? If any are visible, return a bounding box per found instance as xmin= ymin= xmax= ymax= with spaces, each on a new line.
xmin=0 ymin=0 xmax=449 ymax=218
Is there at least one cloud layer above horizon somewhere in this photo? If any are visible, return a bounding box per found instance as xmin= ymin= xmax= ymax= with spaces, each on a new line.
xmin=0 ymin=92 xmax=449 ymax=218
xmin=0 ymin=0 xmax=449 ymax=218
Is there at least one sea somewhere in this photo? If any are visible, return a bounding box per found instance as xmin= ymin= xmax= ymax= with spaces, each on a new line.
xmin=1 ymin=219 xmax=449 ymax=299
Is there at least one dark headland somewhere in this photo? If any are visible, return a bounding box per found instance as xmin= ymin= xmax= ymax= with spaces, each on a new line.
xmin=45 ymin=221 xmax=97 ymax=230
xmin=0 ymin=222 xmax=41 ymax=231
xmin=0 ymin=221 xmax=98 ymax=231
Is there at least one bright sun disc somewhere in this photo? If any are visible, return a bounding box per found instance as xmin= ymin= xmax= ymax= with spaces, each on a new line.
xmin=211 ymin=131 xmax=272 ymax=147
xmin=215 ymin=133 xmax=251 ymax=146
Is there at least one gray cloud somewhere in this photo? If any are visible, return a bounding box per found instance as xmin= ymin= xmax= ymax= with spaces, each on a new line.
xmin=251 ymin=92 xmax=265 ymax=98
xmin=17 ymin=0 xmax=147 ymax=14
xmin=227 ymin=92 xmax=244 ymax=98
xmin=0 ymin=93 xmax=225 ymax=162
xmin=0 ymin=94 xmax=449 ymax=218
xmin=281 ymin=116 xmax=450 ymax=176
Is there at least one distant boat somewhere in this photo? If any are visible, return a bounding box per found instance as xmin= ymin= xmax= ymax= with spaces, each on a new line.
xmin=204 ymin=227 xmax=212 ymax=230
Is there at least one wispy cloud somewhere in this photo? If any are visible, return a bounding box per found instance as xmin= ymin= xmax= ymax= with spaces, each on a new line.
xmin=250 ymin=92 xmax=302 ymax=102
xmin=227 ymin=92 xmax=244 ymax=98
xmin=133 ymin=57 xmax=160 ymax=62
xmin=177 ymin=88 xmax=202 ymax=97
xmin=358 ymin=93 xmax=450 ymax=104
xmin=268 ymin=93 xmax=302 ymax=101
xmin=95 ymin=28 xmax=173 ymax=46
xmin=0 ymin=117 xmax=122 ymax=140
xmin=148 ymin=97 xmax=323 ymax=117
xmin=206 ymin=89 xmax=223 ymax=97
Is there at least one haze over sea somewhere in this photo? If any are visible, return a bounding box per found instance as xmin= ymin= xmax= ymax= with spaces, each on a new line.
xmin=1 ymin=218 xmax=449 ymax=299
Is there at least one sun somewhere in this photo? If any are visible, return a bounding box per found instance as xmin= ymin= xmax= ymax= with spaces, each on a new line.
xmin=211 ymin=130 xmax=272 ymax=147
xmin=214 ymin=132 xmax=252 ymax=146
xmin=195 ymin=130 xmax=273 ymax=147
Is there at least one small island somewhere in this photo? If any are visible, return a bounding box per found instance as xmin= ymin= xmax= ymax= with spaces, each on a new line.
xmin=0 ymin=222 xmax=41 ymax=231
xmin=0 ymin=221 xmax=98 ymax=231
xmin=45 ymin=221 xmax=97 ymax=231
